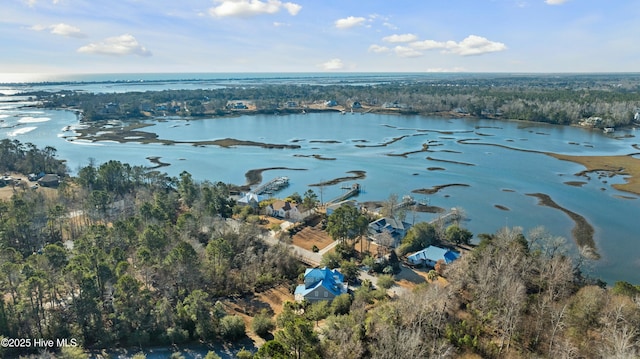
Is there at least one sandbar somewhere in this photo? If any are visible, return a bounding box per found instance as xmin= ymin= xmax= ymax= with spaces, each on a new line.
xmin=526 ymin=193 xmax=598 ymax=259
xmin=412 ymin=183 xmax=470 ymax=195
xmin=244 ymin=167 xmax=307 ymax=187
xmin=309 ymin=171 xmax=366 ymax=187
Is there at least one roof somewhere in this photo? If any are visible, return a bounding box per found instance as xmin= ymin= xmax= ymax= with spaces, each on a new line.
xmin=369 ymin=217 xmax=410 ymax=233
xmin=238 ymin=192 xmax=262 ymax=205
xmin=271 ymin=200 xmax=294 ymax=211
xmin=408 ymin=245 xmax=460 ymax=264
xmin=294 ymin=267 xmax=346 ymax=299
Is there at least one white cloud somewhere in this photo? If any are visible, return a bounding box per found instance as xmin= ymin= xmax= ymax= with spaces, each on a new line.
xmin=410 ymin=39 xmax=447 ymax=50
xmin=368 ymin=44 xmax=390 ymax=53
xmin=444 ymin=35 xmax=507 ymax=56
xmin=282 ymin=2 xmax=302 ymax=15
xmin=29 ymin=23 xmax=86 ymax=38
xmin=545 ymin=0 xmax=569 ymax=4
xmin=209 ymin=0 xmax=302 ymax=18
xmin=335 ymin=16 xmax=366 ymax=29
xmin=77 ymin=34 xmax=152 ymax=57
xmin=382 ymin=33 xmax=418 ymax=43
xmin=320 ymin=58 xmax=344 ymax=70
xmin=383 ymin=22 xmax=398 ymax=30
xmin=24 ymin=0 xmax=61 ymax=6
xmin=50 ymin=23 xmax=86 ymax=38
xmin=408 ymin=35 xmax=506 ymax=56
xmin=394 ymin=46 xmax=422 ymax=58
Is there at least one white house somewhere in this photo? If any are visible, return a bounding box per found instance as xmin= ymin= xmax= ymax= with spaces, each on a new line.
xmin=237 ymin=192 xmax=262 ymax=207
xmin=266 ymin=200 xmax=302 ymax=221
xmin=294 ymin=267 xmax=348 ymax=302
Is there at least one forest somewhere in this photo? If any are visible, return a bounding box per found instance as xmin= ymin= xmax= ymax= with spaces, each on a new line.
xmin=28 ymin=73 xmax=640 ymax=127
xmin=1 ymin=139 xmax=640 ymax=359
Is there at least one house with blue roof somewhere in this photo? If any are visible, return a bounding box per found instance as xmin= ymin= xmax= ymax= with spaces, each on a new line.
xmin=294 ymin=267 xmax=348 ymax=302
xmin=407 ymin=245 xmax=460 ymax=268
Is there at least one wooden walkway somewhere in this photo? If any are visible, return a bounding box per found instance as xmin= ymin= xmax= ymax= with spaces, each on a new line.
xmin=326 ymin=183 xmax=360 ymax=205
xmin=428 ymin=209 xmax=461 ymax=226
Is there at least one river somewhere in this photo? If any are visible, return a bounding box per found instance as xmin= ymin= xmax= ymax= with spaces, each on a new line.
xmin=1 ymin=85 xmax=639 ymax=285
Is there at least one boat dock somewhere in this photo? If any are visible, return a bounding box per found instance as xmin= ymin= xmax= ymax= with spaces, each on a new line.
xmin=394 ymin=195 xmax=416 ymax=210
xmin=428 ymin=208 xmax=461 ymax=226
xmin=326 ymin=183 xmax=360 ymax=204
xmin=253 ymin=176 xmax=289 ymax=195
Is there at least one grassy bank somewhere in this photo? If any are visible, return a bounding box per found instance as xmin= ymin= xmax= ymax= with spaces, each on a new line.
xmin=527 ymin=193 xmax=599 ymax=259
xmin=549 ymin=153 xmax=640 ymax=196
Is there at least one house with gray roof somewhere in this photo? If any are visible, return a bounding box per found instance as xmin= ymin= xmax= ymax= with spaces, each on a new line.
xmin=368 ymin=217 xmax=412 ymax=248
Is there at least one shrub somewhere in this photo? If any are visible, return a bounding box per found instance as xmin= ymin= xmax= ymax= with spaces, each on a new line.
xmin=236 ymin=348 xmax=253 ymax=359
xmin=376 ymin=274 xmax=395 ymax=290
xmin=331 ymin=293 xmax=352 ymax=315
xmin=252 ymin=309 xmax=275 ymax=337
xmin=219 ymin=315 xmax=246 ymax=341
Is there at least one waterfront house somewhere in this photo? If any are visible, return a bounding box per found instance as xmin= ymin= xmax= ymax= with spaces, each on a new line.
xmin=325 ymin=100 xmax=338 ymax=107
xmin=294 ymin=267 xmax=348 ymax=302
xmin=368 ymin=217 xmax=411 ymax=248
xmin=237 ymin=192 xmax=262 ymax=208
xmin=382 ymin=101 xmax=408 ymax=109
xmin=226 ymin=101 xmax=249 ymax=110
xmin=266 ymin=200 xmax=302 ymax=221
xmin=351 ymin=101 xmax=362 ymax=109
xmin=407 ymin=245 xmax=460 ymax=267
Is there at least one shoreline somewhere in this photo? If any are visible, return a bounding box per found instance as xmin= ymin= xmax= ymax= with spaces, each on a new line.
xmin=526 ymin=193 xmax=599 ymax=259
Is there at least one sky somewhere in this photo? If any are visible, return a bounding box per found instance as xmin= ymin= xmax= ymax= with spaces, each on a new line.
xmin=0 ymin=0 xmax=639 ymax=79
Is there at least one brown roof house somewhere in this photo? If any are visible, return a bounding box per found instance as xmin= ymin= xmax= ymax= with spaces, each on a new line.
xmin=266 ymin=200 xmax=302 ymax=221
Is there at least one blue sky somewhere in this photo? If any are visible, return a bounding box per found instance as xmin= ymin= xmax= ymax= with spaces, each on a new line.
xmin=1 ymin=0 xmax=638 ymax=78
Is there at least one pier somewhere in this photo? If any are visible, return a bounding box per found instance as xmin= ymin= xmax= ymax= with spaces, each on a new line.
xmin=326 ymin=183 xmax=360 ymax=205
xmin=253 ymin=176 xmax=289 ymax=195
xmin=428 ymin=208 xmax=461 ymax=226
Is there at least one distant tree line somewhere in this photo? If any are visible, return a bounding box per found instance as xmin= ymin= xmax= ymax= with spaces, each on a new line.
xmin=29 ymin=74 xmax=640 ymax=127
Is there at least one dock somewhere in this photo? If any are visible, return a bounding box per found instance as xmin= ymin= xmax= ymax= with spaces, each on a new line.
xmin=393 ymin=195 xmax=416 ymax=211
xmin=326 ymin=183 xmax=360 ymax=205
xmin=428 ymin=208 xmax=461 ymax=226
xmin=253 ymin=176 xmax=289 ymax=195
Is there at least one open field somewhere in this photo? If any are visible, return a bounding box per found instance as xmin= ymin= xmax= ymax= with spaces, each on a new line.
xmin=292 ymin=226 xmax=333 ymax=251
xmin=291 ymin=214 xmax=333 ymax=251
